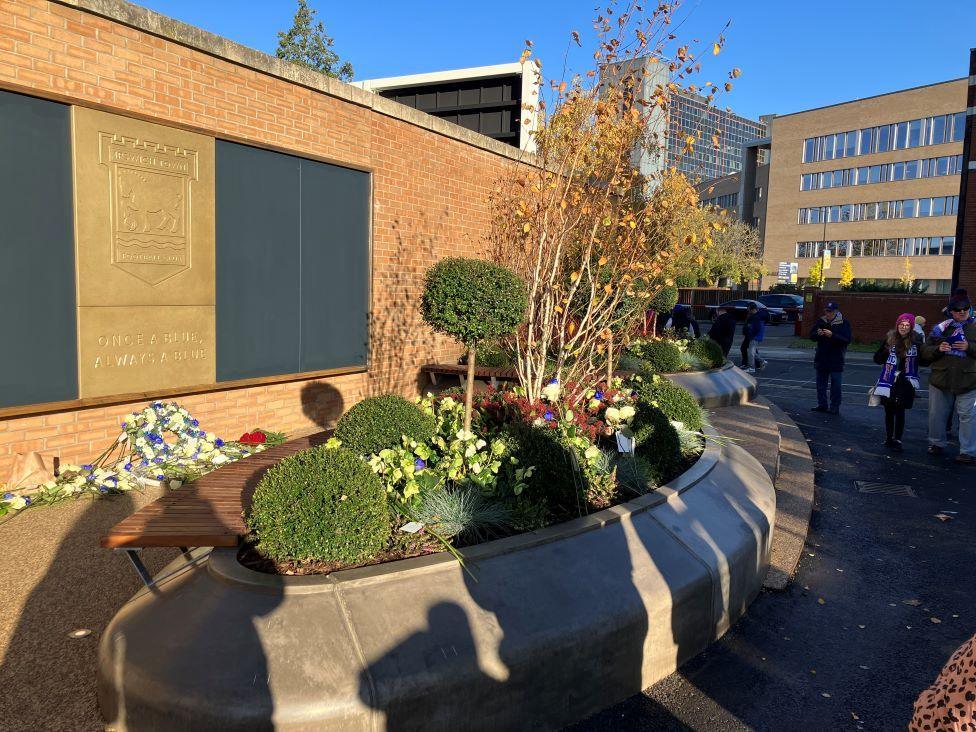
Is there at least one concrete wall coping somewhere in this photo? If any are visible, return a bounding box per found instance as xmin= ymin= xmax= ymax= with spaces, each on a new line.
xmin=55 ymin=0 xmax=536 ymax=164
xmin=662 ymin=362 xmax=758 ymax=408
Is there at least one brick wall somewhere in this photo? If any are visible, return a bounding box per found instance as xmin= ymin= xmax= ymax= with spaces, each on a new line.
xmin=0 ymin=0 xmax=518 ymax=478
xmin=801 ymin=289 xmax=953 ymax=343
xmin=954 ymin=50 xmax=976 ymax=292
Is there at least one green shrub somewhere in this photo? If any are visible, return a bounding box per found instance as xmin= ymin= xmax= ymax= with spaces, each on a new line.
xmin=630 ymin=403 xmax=681 ymax=485
xmin=336 ymin=395 xmax=436 ymax=456
xmin=636 ymin=375 xmax=704 ymax=431
xmin=422 ymin=258 xmax=527 ymax=345
xmin=501 ymin=422 xmax=585 ymax=523
xmin=626 ymin=339 xmax=683 ymax=374
xmin=474 ymin=341 xmax=513 ymax=368
xmin=248 ymin=446 xmax=389 ymax=563
xmin=647 ymin=284 xmax=679 ymax=314
xmin=689 ymin=337 xmax=725 ymax=369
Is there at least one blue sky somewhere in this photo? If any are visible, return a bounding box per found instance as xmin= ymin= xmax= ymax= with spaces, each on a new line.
xmin=140 ymin=0 xmax=976 ymax=121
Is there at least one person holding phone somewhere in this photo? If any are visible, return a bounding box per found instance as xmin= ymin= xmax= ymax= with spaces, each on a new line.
xmin=922 ymin=294 xmax=976 ymax=463
xmin=810 ymin=301 xmax=852 ymax=414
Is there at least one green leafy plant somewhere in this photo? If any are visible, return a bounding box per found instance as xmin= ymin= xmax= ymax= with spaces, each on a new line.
xmin=474 ymin=341 xmax=514 ymax=368
xmin=688 ymin=337 xmax=725 ymax=369
xmin=248 ymin=446 xmax=388 ymax=563
xmin=630 ymin=403 xmax=681 ymax=485
xmin=625 ymin=339 xmax=684 ymax=374
xmin=335 ymin=395 xmax=436 ymax=456
xmin=422 ymin=257 xmax=527 ymax=431
xmin=500 ymin=421 xmax=586 ymax=523
xmin=636 ymin=374 xmax=704 ymax=431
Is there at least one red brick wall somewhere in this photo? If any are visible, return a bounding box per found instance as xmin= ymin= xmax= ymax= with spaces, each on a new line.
xmin=801 ymin=290 xmax=952 ymax=343
xmin=0 ymin=0 xmax=515 ymax=478
xmin=955 ymin=52 xmax=976 ymax=293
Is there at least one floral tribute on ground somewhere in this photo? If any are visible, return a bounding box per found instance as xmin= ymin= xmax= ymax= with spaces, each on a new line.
xmin=0 ymin=401 xmax=283 ymax=518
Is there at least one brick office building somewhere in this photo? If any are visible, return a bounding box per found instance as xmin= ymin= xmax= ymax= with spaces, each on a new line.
xmin=0 ymin=0 xmax=527 ymax=479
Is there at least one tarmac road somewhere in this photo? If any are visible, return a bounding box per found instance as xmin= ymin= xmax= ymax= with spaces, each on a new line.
xmin=573 ymin=331 xmax=976 ymax=732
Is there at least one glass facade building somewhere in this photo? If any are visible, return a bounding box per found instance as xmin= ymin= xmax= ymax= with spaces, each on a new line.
xmin=667 ymin=93 xmax=766 ymax=181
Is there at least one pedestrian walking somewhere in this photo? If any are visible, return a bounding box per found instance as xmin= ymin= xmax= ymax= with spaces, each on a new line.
xmin=871 ymin=313 xmax=920 ymax=452
xmin=922 ymin=294 xmax=976 ymax=463
xmin=707 ymin=305 xmax=736 ymax=357
xmin=810 ymin=301 xmax=852 ymax=414
xmin=740 ymin=303 xmax=766 ymax=373
xmin=664 ymin=304 xmax=701 ymax=339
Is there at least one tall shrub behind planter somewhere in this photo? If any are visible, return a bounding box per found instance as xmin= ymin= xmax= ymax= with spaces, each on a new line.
xmin=422 ymin=258 xmax=527 ymax=431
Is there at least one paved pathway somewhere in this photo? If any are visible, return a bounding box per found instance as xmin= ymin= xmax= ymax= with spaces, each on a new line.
xmin=574 ymin=348 xmax=976 ymax=731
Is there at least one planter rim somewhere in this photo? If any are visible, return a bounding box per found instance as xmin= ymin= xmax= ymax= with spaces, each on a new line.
xmin=660 ymin=361 xmax=733 ymax=376
xmin=209 ymin=424 xmax=723 ymax=594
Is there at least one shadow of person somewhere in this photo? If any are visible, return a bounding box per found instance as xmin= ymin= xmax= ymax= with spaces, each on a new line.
xmin=0 ymin=491 xmax=178 ymax=730
xmin=359 ymin=601 xmax=506 ymax=731
xmin=300 ymin=380 xmax=345 ymax=431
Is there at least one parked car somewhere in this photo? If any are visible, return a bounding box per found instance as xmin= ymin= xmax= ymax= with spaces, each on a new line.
xmin=705 ymin=299 xmax=788 ymax=324
xmin=759 ymin=293 xmax=804 ymax=321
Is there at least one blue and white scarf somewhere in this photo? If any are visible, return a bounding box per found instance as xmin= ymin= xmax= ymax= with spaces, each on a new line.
xmin=874 ymin=343 xmax=919 ymax=398
xmin=932 ymin=317 xmax=974 ymax=358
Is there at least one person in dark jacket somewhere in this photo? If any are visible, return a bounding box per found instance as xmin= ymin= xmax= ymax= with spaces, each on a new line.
xmin=872 ymin=313 xmax=922 ymax=452
xmin=810 ymin=301 xmax=852 ymax=414
xmin=707 ymin=305 xmax=736 ymax=356
xmin=664 ymin=304 xmax=701 ymax=339
xmin=740 ymin=303 xmax=766 ymax=373
xmin=922 ymin=294 xmax=976 ymax=463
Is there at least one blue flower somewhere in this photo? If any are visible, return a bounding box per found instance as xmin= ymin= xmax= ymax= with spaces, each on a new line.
xmin=548 ymin=378 xmax=559 ymax=385
xmin=544 ymin=411 xmax=553 ymax=421
xmin=156 ymin=474 xmax=165 ymax=481
xmin=215 ymin=439 xmax=224 ymax=447
xmin=3 ymin=492 xmax=13 ymax=500
xmin=153 ymin=457 xmax=164 ymax=464
xmin=98 ymin=486 xmax=109 ymax=494
xmin=191 ymin=419 xmax=199 ymax=427
xmin=121 ymin=422 xmax=127 ymax=429
xmin=23 ymin=497 xmax=31 ymax=506
xmin=594 ymin=391 xmax=604 ymax=400
xmin=414 ymin=458 xmax=426 ymax=472
xmin=124 ymin=463 xmax=132 ymax=471
xmin=82 ymin=464 xmax=93 ymax=472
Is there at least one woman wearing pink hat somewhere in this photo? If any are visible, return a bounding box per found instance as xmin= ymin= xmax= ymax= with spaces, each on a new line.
xmin=871 ymin=313 xmax=921 ymax=451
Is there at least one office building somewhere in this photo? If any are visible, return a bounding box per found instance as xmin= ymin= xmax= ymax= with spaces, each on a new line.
xmin=667 ymin=94 xmax=767 ymax=181
xmin=353 ymin=63 xmax=539 ymax=152
xmin=735 ymin=79 xmax=966 ymax=292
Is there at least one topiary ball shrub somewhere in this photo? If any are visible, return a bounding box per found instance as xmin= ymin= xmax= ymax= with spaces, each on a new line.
xmin=647 ymin=284 xmax=679 ymax=315
xmin=630 ymin=403 xmax=681 ymax=485
xmin=421 ymin=258 xmax=527 ymax=346
xmin=627 ymin=339 xmax=683 ymax=374
xmin=635 ymin=375 xmax=704 ymax=431
xmin=248 ymin=446 xmax=389 ymax=563
xmin=336 ymin=395 xmax=436 ymax=456
xmin=501 ymin=422 xmax=585 ymax=523
xmin=689 ymin=337 xmax=725 ymax=369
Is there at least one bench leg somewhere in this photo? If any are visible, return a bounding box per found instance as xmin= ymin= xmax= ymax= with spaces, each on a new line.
xmin=429 ymin=372 xmax=439 ymax=386
xmin=179 ymin=546 xmax=193 ymax=561
xmin=490 ymin=377 xmax=498 ymax=389
xmin=122 ymin=549 xmax=155 ymax=588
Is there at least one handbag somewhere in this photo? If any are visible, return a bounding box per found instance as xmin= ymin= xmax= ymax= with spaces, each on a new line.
xmin=867 ymin=386 xmax=881 ymax=407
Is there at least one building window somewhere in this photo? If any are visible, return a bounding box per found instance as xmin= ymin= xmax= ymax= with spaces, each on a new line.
xmin=798 ymin=154 xmax=962 ymax=191
xmin=798 ymin=196 xmax=957 ymax=224
xmin=755 ymin=185 xmax=764 ymax=200
xmin=801 ymin=112 xmax=964 ymax=163
xmin=795 ymin=236 xmax=954 ymax=258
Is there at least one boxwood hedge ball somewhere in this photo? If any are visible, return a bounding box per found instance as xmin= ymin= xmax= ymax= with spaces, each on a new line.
xmin=421 ymin=258 xmax=527 ymax=344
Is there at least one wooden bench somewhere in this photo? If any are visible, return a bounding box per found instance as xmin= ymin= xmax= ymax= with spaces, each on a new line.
xmin=102 ymin=430 xmax=331 ymax=586
xmin=421 ymin=363 xmax=520 ymax=389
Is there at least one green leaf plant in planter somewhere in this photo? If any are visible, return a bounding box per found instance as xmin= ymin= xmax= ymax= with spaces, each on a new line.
xmin=421 ymin=257 xmax=528 ymax=432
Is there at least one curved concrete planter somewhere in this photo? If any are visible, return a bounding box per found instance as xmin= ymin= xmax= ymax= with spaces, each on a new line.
xmin=663 ymin=362 xmax=757 ymax=408
xmin=97 ymin=431 xmax=775 ymax=731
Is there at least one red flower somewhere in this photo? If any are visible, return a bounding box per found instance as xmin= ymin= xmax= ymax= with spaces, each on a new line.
xmin=239 ymin=430 xmax=267 ymax=445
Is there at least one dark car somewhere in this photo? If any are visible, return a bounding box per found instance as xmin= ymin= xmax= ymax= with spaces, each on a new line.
xmin=759 ymin=293 xmax=804 ymax=321
xmin=706 ymin=299 xmax=788 ymax=324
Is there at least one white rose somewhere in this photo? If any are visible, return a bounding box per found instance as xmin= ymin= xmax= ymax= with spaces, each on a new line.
xmin=604 ymin=407 xmax=621 ymax=423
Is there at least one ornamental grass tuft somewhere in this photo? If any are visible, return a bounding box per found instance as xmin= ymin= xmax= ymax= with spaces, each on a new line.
xmin=248 ymin=446 xmax=388 ymax=564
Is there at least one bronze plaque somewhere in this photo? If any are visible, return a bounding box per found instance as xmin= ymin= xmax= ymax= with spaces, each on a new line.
xmin=72 ymin=108 xmax=216 ymax=397
xmin=77 ymin=307 xmax=215 ymax=398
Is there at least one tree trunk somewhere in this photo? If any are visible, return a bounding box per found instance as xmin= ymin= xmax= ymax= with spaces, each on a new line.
xmin=463 ymin=344 xmax=476 ymax=433
xmin=606 ymin=333 xmax=614 ymax=384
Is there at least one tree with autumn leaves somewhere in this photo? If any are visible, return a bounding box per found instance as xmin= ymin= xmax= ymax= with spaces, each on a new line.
xmin=488 ymin=1 xmax=740 ymax=404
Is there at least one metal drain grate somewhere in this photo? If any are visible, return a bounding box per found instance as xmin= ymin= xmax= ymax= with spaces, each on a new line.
xmin=854 ymin=480 xmax=916 ymax=497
